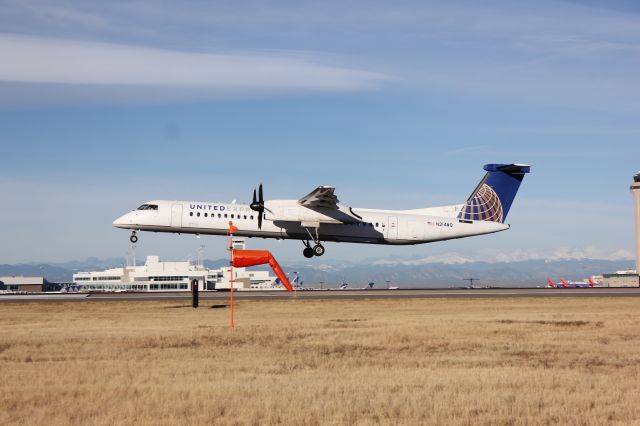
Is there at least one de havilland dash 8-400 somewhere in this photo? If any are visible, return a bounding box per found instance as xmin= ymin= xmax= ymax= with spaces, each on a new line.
xmin=113 ymin=163 xmax=530 ymax=258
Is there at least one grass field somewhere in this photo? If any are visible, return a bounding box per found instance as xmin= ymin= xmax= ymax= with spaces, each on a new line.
xmin=1 ymin=297 xmax=639 ymax=425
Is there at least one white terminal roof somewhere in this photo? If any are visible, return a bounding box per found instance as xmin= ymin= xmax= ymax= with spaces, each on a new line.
xmin=73 ymin=255 xmax=275 ymax=284
xmin=74 ymin=256 xmax=207 ymax=278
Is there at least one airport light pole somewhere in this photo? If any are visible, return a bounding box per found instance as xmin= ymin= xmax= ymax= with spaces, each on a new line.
xmin=631 ymin=172 xmax=640 ymax=286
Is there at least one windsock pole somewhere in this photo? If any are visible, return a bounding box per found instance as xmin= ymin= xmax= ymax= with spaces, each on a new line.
xmin=227 ymin=222 xmax=238 ymax=329
xmin=229 ymin=235 xmax=234 ymax=329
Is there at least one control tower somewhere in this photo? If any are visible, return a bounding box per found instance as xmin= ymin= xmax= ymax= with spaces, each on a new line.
xmin=631 ymin=172 xmax=640 ymax=280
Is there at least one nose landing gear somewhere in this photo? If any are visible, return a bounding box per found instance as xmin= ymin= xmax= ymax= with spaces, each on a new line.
xmin=129 ymin=231 xmax=138 ymax=243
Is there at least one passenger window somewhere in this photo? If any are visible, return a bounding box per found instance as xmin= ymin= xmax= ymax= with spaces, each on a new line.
xmin=190 ymin=212 xmax=193 ymax=217
xmin=204 ymin=213 xmax=208 ymax=217
xmin=231 ymin=214 xmax=235 ymax=219
xmin=250 ymin=215 xmax=254 ymax=220
xmin=197 ymin=212 xmax=200 ymax=217
xmin=218 ymin=214 xmax=221 ymax=218
xmin=244 ymin=215 xmax=247 ymax=219
xmin=224 ymin=214 xmax=228 ymax=218
xmin=375 ymin=222 xmax=379 ymax=227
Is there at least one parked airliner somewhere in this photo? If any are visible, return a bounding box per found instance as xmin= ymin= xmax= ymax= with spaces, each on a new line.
xmin=548 ymin=278 xmax=596 ymax=288
xmin=113 ymin=163 xmax=530 ymax=258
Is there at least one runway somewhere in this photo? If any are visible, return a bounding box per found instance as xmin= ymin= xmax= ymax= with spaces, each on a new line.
xmin=2 ymin=287 xmax=640 ymax=302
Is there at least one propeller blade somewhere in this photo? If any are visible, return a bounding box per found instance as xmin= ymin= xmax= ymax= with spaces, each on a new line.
xmin=250 ymin=186 xmax=261 ymax=211
xmin=250 ymin=183 xmax=265 ymax=230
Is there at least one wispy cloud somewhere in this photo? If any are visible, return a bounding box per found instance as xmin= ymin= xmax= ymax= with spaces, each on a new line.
xmin=2 ymin=1 xmax=640 ymax=110
xmin=0 ymin=34 xmax=389 ymax=105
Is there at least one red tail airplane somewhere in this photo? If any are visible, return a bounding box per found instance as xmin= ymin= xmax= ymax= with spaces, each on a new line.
xmin=548 ymin=278 xmax=595 ymax=288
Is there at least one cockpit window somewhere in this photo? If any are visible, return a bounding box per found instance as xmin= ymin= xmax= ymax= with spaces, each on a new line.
xmin=137 ymin=204 xmax=158 ymax=211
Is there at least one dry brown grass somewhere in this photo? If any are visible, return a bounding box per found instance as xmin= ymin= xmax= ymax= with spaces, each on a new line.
xmin=1 ymin=297 xmax=640 ymax=425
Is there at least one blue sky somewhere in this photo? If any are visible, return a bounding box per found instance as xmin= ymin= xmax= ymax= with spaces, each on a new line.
xmin=1 ymin=0 xmax=639 ymax=264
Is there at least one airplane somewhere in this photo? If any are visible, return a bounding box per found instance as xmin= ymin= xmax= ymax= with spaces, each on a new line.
xmin=113 ymin=163 xmax=530 ymax=258
xmin=560 ymin=278 xmax=596 ymax=288
xmin=286 ymin=271 xmax=303 ymax=289
xmin=547 ymin=278 xmax=596 ymax=288
xmin=362 ymin=282 xmax=375 ymax=290
xmin=384 ymin=280 xmax=399 ymax=290
xmin=329 ymin=282 xmax=349 ymax=290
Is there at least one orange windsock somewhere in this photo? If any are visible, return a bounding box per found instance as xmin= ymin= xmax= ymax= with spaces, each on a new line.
xmin=232 ymin=250 xmax=293 ymax=292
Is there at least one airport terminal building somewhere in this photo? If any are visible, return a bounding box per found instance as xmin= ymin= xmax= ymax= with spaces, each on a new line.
xmin=73 ymin=255 xmax=279 ymax=292
xmin=72 ymin=238 xmax=285 ymax=292
xmin=0 ymin=276 xmax=46 ymax=293
xmin=600 ymin=270 xmax=640 ymax=287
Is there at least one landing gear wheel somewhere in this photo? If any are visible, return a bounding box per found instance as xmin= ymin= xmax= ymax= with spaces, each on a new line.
xmin=313 ymin=244 xmax=325 ymax=257
xmin=130 ymin=232 xmax=138 ymax=243
xmin=303 ymin=247 xmax=314 ymax=258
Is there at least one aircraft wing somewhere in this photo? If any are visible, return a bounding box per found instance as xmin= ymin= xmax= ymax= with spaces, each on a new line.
xmin=298 ymin=186 xmax=339 ymax=209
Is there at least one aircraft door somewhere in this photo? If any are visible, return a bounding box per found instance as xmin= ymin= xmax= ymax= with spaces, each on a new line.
xmin=388 ymin=216 xmax=398 ymax=239
xmin=409 ymin=221 xmax=424 ymax=240
xmin=171 ymin=204 xmax=183 ymax=228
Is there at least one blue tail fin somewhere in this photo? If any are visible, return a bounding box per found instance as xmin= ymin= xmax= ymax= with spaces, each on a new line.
xmin=458 ymin=163 xmax=530 ymax=223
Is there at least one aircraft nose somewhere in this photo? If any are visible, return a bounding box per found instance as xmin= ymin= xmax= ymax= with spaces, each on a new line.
xmin=112 ymin=213 xmax=132 ymax=228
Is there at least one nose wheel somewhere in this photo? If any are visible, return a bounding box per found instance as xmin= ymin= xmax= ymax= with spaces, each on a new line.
xmin=130 ymin=231 xmax=138 ymax=243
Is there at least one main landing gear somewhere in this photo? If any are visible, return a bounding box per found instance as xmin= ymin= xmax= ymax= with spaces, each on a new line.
xmin=303 ymin=241 xmax=325 ymax=258
xmin=130 ymin=231 xmax=138 ymax=243
xmin=302 ymin=227 xmax=325 ymax=258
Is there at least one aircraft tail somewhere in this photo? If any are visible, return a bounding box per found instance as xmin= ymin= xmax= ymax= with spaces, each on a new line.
xmin=547 ymin=279 xmax=556 ymax=288
xmin=458 ymin=164 xmax=530 ymax=223
xmin=560 ymin=279 xmax=569 ymax=288
xmin=587 ymin=279 xmax=595 ymax=287
xmin=290 ymin=273 xmax=300 ymax=288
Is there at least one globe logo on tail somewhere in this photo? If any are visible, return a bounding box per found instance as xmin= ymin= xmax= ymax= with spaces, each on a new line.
xmin=459 ymin=184 xmax=504 ymax=223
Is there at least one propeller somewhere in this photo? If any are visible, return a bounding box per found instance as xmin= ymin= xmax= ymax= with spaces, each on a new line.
xmin=250 ymin=183 xmax=265 ymax=229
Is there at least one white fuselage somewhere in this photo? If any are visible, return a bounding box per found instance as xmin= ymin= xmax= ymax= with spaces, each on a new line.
xmin=113 ymin=200 xmax=510 ymax=245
